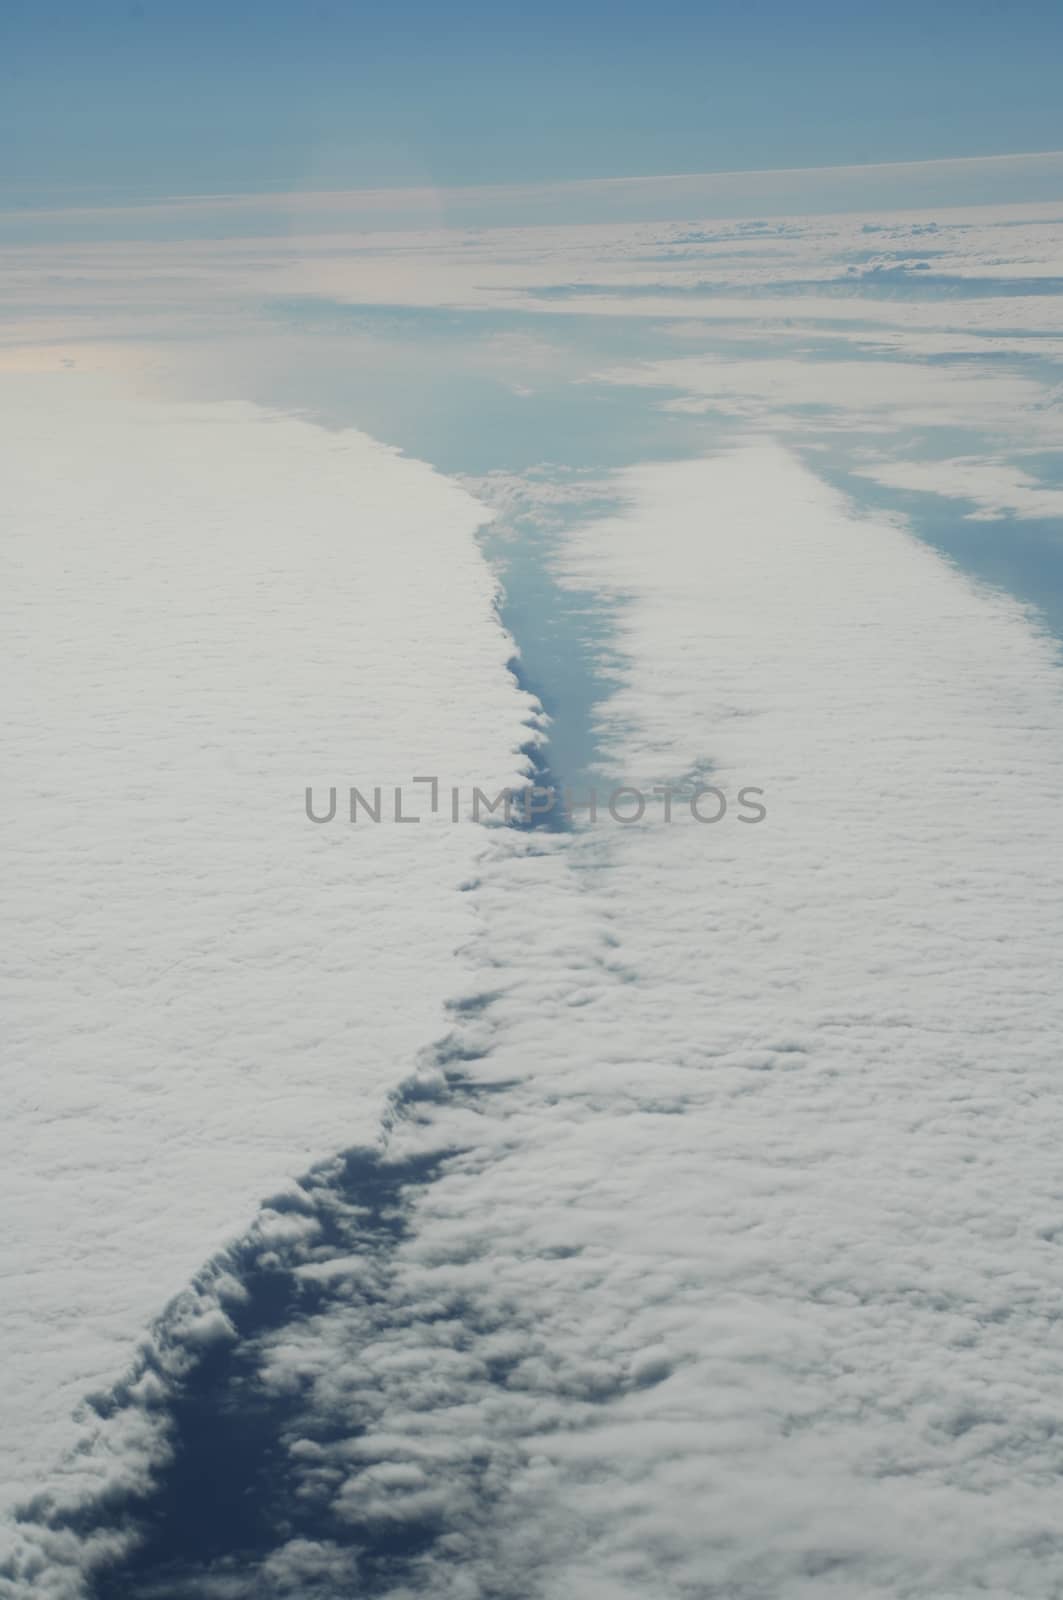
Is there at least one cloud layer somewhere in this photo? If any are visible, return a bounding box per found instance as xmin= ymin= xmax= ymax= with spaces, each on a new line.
xmin=0 ymin=375 xmax=536 ymax=1588
xmin=5 ymin=182 xmax=1063 ymax=1598
xmin=40 ymin=443 xmax=1063 ymax=1599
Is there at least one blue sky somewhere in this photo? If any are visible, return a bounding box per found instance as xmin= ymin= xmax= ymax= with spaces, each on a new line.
xmin=3 ymin=0 xmax=1063 ymax=203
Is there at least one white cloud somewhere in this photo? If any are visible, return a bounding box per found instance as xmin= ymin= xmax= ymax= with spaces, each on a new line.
xmin=852 ymin=456 xmax=1063 ymax=519
xmin=198 ymin=445 xmax=1063 ymax=1599
xmin=6 ymin=195 xmax=1063 ymax=369
xmin=6 ymin=182 xmax=1063 ymax=1600
xmin=0 ymin=373 xmax=536 ymax=1590
xmin=596 ymin=352 xmax=1061 ymax=439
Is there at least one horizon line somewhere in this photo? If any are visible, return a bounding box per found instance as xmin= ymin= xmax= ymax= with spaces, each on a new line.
xmin=3 ymin=147 xmax=1063 ymax=220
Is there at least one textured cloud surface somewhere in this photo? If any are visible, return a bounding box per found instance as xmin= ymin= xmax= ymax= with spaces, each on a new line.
xmin=5 ymin=181 xmax=1063 ymax=1598
xmin=303 ymin=448 xmax=1063 ymax=1598
xmin=0 ymin=375 xmax=535 ymax=1584
xmin=32 ymin=444 xmax=1063 ymax=1599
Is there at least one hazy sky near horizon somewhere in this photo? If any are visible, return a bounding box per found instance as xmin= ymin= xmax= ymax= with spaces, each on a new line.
xmin=4 ymin=0 xmax=1063 ymax=203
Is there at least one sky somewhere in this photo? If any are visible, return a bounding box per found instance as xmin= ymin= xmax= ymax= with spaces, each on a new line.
xmin=4 ymin=0 xmax=1063 ymax=202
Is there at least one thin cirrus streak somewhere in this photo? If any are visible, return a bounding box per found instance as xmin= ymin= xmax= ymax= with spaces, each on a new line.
xmin=3 ymin=148 xmax=1063 ymax=237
